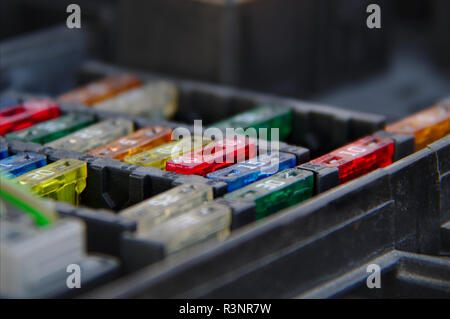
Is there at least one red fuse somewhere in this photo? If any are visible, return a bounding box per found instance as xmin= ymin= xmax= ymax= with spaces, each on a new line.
xmin=0 ymin=99 xmax=60 ymax=136
xmin=166 ymin=137 xmax=257 ymax=176
xmin=310 ymin=135 xmax=394 ymax=184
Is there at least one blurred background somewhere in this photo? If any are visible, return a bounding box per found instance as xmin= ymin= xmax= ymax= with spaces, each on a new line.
xmin=0 ymin=0 xmax=449 ymax=121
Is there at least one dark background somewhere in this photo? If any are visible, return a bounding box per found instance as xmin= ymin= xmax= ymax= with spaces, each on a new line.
xmin=1 ymin=0 xmax=449 ymax=121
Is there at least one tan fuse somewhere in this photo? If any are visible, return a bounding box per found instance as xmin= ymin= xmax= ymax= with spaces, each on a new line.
xmin=385 ymin=103 xmax=450 ymax=151
xmin=58 ymin=74 xmax=142 ymax=106
xmin=93 ymin=81 xmax=179 ymax=119
xmin=87 ymin=126 xmax=172 ymax=161
xmin=119 ymin=183 xmax=213 ymax=233
xmin=45 ymin=118 xmax=134 ymax=153
xmin=136 ymin=202 xmax=231 ymax=255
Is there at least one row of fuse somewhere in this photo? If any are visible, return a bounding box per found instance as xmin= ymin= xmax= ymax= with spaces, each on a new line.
xmin=112 ymin=100 xmax=450 ymax=255
xmin=1 ymin=95 xmax=449 ymax=210
xmin=0 ymin=99 xmax=449 ymax=263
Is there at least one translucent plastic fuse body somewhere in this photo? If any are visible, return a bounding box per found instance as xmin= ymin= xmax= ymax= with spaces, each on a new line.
xmin=45 ymin=118 xmax=134 ymax=153
xmin=120 ymin=183 xmax=213 ymax=233
xmin=385 ymin=103 xmax=450 ymax=150
xmin=0 ymin=219 xmax=85 ymax=298
xmin=88 ymin=126 xmax=172 ymax=160
xmin=0 ymin=96 xmax=20 ymax=109
xmin=207 ymin=152 xmax=297 ymax=192
xmin=14 ymin=159 xmax=87 ymax=205
xmin=124 ymin=135 xmax=211 ymax=169
xmin=93 ymin=81 xmax=179 ymax=119
xmin=6 ymin=113 xmax=95 ymax=144
xmin=136 ymin=202 xmax=231 ymax=255
xmin=211 ymin=105 xmax=293 ymax=140
xmin=0 ymin=141 xmax=7 ymax=159
xmin=310 ymin=135 xmax=394 ymax=184
xmin=0 ymin=99 xmax=60 ymax=135
xmin=225 ymin=167 xmax=314 ymax=219
xmin=166 ymin=137 xmax=257 ymax=176
xmin=0 ymin=152 xmax=47 ymax=177
xmin=58 ymin=74 xmax=141 ymax=106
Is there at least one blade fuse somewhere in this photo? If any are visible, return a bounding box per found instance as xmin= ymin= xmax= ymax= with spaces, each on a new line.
xmin=385 ymin=103 xmax=450 ymax=151
xmin=120 ymin=183 xmax=213 ymax=233
xmin=123 ymin=135 xmax=211 ymax=169
xmin=207 ymin=152 xmax=297 ymax=192
xmin=310 ymin=135 xmax=394 ymax=184
xmin=87 ymin=126 xmax=172 ymax=160
xmin=0 ymin=96 xmax=20 ymax=109
xmin=5 ymin=113 xmax=95 ymax=144
xmin=211 ymin=105 xmax=293 ymax=140
xmin=45 ymin=118 xmax=134 ymax=153
xmin=93 ymin=81 xmax=179 ymax=119
xmin=0 ymin=141 xmax=7 ymax=159
xmin=58 ymin=74 xmax=142 ymax=106
xmin=166 ymin=137 xmax=257 ymax=176
xmin=135 ymin=202 xmax=231 ymax=255
xmin=0 ymin=99 xmax=60 ymax=136
xmin=225 ymin=167 xmax=314 ymax=220
xmin=0 ymin=152 xmax=47 ymax=177
xmin=14 ymin=159 xmax=88 ymax=206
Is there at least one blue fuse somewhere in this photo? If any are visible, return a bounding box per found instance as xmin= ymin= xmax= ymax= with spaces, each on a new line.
xmin=206 ymin=152 xmax=296 ymax=192
xmin=0 ymin=141 xmax=7 ymax=159
xmin=0 ymin=96 xmax=20 ymax=109
xmin=0 ymin=152 xmax=47 ymax=177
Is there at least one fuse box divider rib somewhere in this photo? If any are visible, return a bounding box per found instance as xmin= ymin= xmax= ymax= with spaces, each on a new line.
xmin=301 ymin=250 xmax=450 ymax=298
xmin=81 ymin=192 xmax=396 ymax=298
xmin=427 ymin=136 xmax=450 ymax=225
xmin=297 ymin=250 xmax=404 ymax=299
xmin=178 ymin=201 xmax=396 ymax=298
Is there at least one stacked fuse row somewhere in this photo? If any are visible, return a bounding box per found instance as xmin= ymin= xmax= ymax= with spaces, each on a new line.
xmin=1 ymin=73 xmax=449 ymax=297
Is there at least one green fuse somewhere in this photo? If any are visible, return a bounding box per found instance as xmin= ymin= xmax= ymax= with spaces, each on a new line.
xmin=210 ymin=105 xmax=293 ymax=140
xmin=225 ymin=167 xmax=313 ymax=219
xmin=5 ymin=113 xmax=96 ymax=144
xmin=14 ymin=159 xmax=87 ymax=206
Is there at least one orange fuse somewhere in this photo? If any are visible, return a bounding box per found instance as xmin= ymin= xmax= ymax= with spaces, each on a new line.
xmin=58 ymin=74 xmax=142 ymax=106
xmin=385 ymin=103 xmax=450 ymax=151
xmin=88 ymin=126 xmax=172 ymax=160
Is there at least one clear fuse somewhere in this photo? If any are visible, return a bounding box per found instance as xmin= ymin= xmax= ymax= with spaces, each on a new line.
xmin=135 ymin=202 xmax=231 ymax=255
xmin=120 ymin=183 xmax=213 ymax=233
xmin=45 ymin=118 xmax=134 ymax=153
xmin=93 ymin=81 xmax=179 ymax=119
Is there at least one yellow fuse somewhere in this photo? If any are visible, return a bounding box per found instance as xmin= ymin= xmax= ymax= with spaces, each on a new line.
xmin=58 ymin=74 xmax=142 ymax=106
xmin=119 ymin=183 xmax=213 ymax=233
xmin=93 ymin=81 xmax=179 ymax=119
xmin=136 ymin=202 xmax=231 ymax=255
xmin=45 ymin=118 xmax=134 ymax=153
xmin=14 ymin=159 xmax=87 ymax=206
xmin=87 ymin=126 xmax=172 ymax=161
xmin=123 ymin=135 xmax=211 ymax=169
xmin=385 ymin=103 xmax=450 ymax=150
